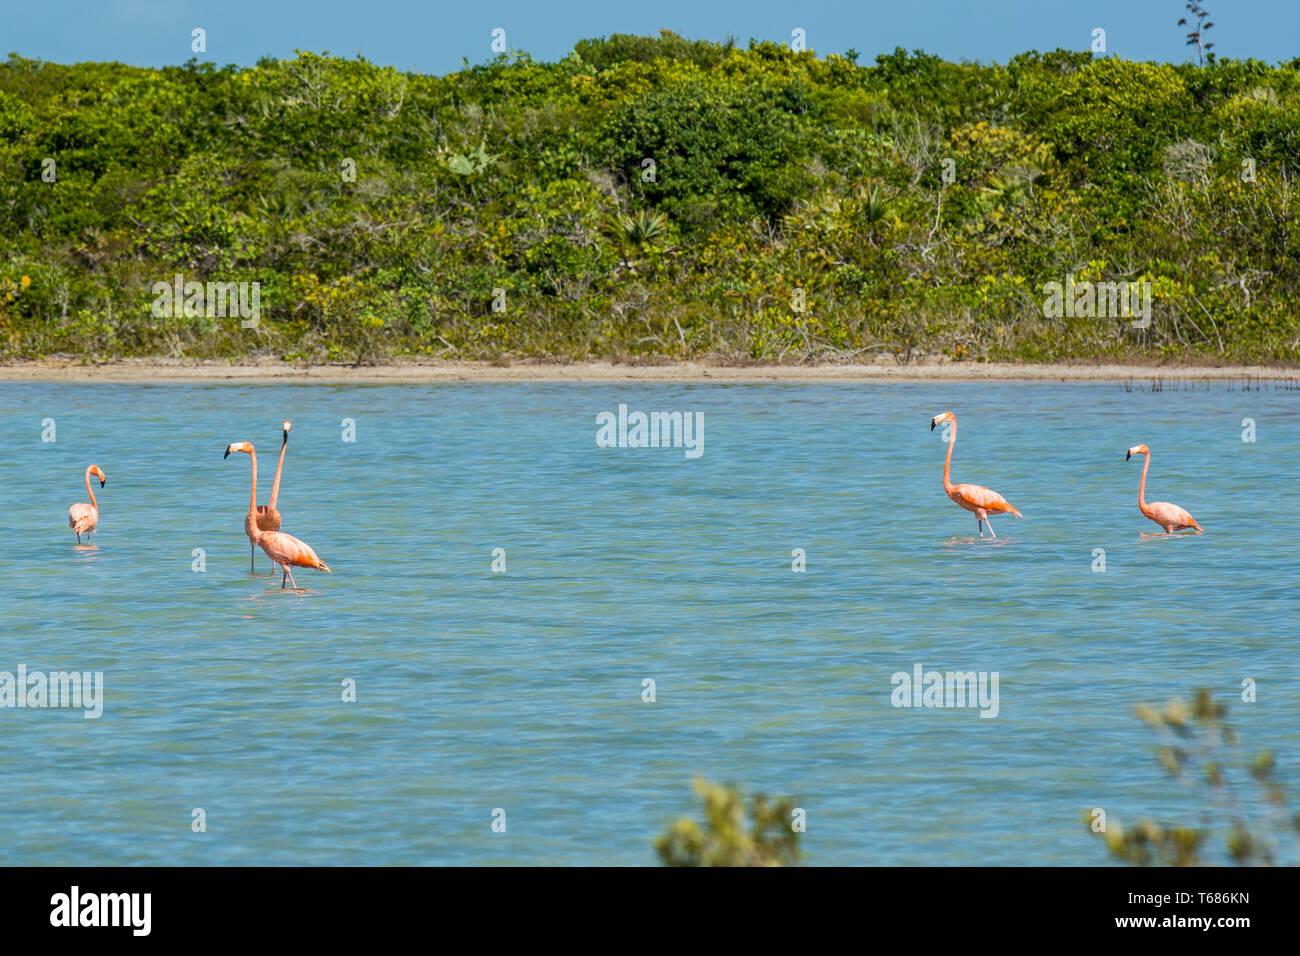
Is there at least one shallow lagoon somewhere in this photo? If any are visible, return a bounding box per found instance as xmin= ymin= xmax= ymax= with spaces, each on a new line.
xmin=1 ymin=381 xmax=1295 ymax=864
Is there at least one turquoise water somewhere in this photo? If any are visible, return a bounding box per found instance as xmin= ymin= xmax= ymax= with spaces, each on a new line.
xmin=1 ymin=381 xmax=1296 ymax=865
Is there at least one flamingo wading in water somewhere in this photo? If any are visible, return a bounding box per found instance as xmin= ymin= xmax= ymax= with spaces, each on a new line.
xmin=930 ymin=411 xmax=1022 ymax=537
xmin=68 ymin=464 xmax=107 ymax=545
xmin=1126 ymin=444 xmax=1203 ymax=536
xmin=225 ymin=440 xmax=330 ymax=589
xmin=247 ymin=421 xmax=291 ymax=572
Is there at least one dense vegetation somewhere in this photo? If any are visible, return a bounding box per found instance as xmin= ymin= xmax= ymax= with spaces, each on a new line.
xmin=655 ymin=778 xmax=802 ymax=866
xmin=2 ymin=33 xmax=1299 ymax=364
xmin=1085 ymin=690 xmax=1298 ymax=866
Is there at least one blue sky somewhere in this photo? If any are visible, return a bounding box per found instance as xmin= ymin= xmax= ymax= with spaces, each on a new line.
xmin=4 ymin=1 xmax=1295 ymax=73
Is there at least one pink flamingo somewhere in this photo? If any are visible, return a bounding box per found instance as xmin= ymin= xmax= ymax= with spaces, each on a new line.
xmin=247 ymin=421 xmax=291 ymax=572
xmin=1126 ymin=444 xmax=1203 ymax=536
xmin=68 ymin=464 xmax=107 ymax=545
xmin=930 ymin=411 xmax=1022 ymax=537
xmin=225 ymin=440 xmax=330 ymax=589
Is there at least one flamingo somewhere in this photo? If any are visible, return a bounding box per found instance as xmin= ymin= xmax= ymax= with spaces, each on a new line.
xmin=224 ymin=440 xmax=330 ymax=589
xmin=68 ymin=464 xmax=107 ymax=545
xmin=1126 ymin=444 xmax=1203 ymax=536
xmin=930 ymin=411 xmax=1022 ymax=537
xmin=247 ymin=421 xmax=291 ymax=572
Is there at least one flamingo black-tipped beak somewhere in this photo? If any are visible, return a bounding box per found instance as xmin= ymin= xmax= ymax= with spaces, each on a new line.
xmin=99 ymin=479 xmax=106 ymax=488
xmin=930 ymin=419 xmax=936 ymax=431
xmin=1126 ymin=450 xmax=1132 ymax=461
xmin=223 ymin=446 xmax=232 ymax=459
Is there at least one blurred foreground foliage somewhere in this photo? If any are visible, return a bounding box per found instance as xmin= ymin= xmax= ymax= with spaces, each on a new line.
xmin=1086 ymin=689 xmax=1299 ymax=866
xmin=655 ymin=778 xmax=801 ymax=866
xmin=2 ymin=34 xmax=1300 ymax=364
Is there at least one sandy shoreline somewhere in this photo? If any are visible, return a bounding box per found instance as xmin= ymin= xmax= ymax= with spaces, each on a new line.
xmin=1 ymin=359 xmax=1297 ymax=384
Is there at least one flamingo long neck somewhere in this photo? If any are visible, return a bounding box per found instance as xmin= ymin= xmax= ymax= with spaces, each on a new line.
xmin=268 ymin=433 xmax=287 ymax=509
xmin=246 ymin=448 xmax=261 ymax=539
xmin=942 ymin=422 xmax=956 ymax=494
xmin=1137 ymin=452 xmax=1150 ymax=513
xmin=84 ymin=467 xmax=98 ymax=511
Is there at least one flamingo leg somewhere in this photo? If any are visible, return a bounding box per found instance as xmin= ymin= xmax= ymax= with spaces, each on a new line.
xmin=76 ymin=532 xmax=81 ymax=544
xmin=281 ymin=565 xmax=298 ymax=590
xmin=250 ymin=542 xmax=256 ymax=573
xmin=985 ymin=516 xmax=996 ymax=538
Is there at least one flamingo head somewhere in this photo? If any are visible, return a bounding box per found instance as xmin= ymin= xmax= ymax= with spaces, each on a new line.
xmin=282 ymin=421 xmax=292 ymax=442
xmin=1126 ymin=443 xmax=1150 ymax=461
xmin=89 ymin=464 xmax=106 ymax=487
xmin=224 ymin=441 xmax=253 ymax=460
xmin=930 ymin=411 xmax=955 ymax=431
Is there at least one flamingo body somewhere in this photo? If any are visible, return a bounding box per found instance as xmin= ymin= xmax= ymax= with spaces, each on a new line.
xmin=68 ymin=464 xmax=106 ymax=544
xmin=947 ymin=482 xmax=1022 ymax=518
xmin=1142 ymin=501 xmax=1201 ymax=534
xmin=258 ymin=530 xmax=331 ymax=574
xmin=68 ymin=502 xmax=98 ymax=535
xmin=253 ymin=505 xmax=282 ymax=533
xmin=930 ymin=411 xmax=1021 ymax=537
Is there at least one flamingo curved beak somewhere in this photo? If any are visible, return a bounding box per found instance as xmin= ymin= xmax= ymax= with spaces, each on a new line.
xmin=99 ymin=478 xmax=106 ymax=488
xmin=223 ymin=446 xmax=232 ymax=459
xmin=1126 ymin=450 xmax=1132 ymax=461
xmin=930 ymin=419 xmax=936 ymax=431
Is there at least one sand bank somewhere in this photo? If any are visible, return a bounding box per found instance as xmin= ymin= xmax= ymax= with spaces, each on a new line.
xmin=1 ymin=359 xmax=1296 ymax=384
